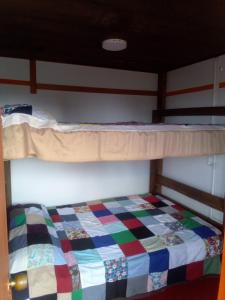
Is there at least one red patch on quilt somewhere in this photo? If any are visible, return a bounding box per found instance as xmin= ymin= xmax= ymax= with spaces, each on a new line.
xmin=186 ymin=261 xmax=204 ymax=280
xmin=51 ymin=214 xmax=62 ymax=222
xmin=119 ymin=240 xmax=146 ymax=256
xmin=122 ymin=218 xmax=144 ymax=229
xmin=144 ymin=196 xmax=160 ymax=203
xmin=172 ymin=204 xmax=184 ymax=211
xmin=60 ymin=240 xmax=72 ymax=253
xmin=89 ymin=204 xmax=106 ymax=211
xmin=55 ymin=265 xmax=73 ymax=292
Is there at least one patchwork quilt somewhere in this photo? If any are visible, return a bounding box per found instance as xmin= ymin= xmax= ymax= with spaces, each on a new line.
xmin=9 ymin=194 xmax=222 ymax=300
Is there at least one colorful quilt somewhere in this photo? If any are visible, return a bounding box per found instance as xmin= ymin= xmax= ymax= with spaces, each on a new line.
xmin=9 ymin=194 xmax=222 ymax=300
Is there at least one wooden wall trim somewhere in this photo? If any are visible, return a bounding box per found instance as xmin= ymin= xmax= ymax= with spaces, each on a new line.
xmin=153 ymin=106 xmax=225 ymax=119
xmin=29 ymin=60 xmax=37 ymax=94
xmin=156 ymin=174 xmax=224 ymax=212
xmin=150 ymin=72 xmax=167 ymax=194
xmin=166 ymin=84 xmax=213 ymax=96
xmin=0 ymin=78 xmax=157 ymax=96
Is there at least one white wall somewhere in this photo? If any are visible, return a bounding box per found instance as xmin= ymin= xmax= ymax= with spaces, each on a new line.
xmin=163 ymin=56 xmax=225 ymax=223
xmin=0 ymin=57 xmax=157 ymax=205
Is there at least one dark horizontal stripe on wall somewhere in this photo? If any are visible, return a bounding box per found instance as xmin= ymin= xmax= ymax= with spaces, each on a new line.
xmin=0 ymin=78 xmax=157 ymax=96
xmin=166 ymin=84 xmax=214 ymax=97
xmin=37 ymin=83 xmax=157 ymax=96
xmin=0 ymin=78 xmax=30 ymax=86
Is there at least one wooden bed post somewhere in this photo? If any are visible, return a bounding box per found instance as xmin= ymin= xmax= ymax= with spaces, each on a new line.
xmin=0 ymin=118 xmax=11 ymax=300
xmin=150 ymin=72 xmax=167 ymax=194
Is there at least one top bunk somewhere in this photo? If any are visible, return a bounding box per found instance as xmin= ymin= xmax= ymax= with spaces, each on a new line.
xmin=2 ymin=106 xmax=225 ymax=162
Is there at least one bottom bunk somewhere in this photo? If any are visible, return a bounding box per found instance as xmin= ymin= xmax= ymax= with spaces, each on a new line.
xmin=9 ymin=193 xmax=222 ymax=300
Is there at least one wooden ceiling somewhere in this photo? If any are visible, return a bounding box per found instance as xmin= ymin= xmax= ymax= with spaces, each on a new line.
xmin=1 ymin=0 xmax=225 ymax=73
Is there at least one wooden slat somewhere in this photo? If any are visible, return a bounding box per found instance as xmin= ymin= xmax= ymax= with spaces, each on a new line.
xmin=150 ymin=72 xmax=167 ymax=194
xmin=158 ymin=193 xmax=223 ymax=231
xmin=166 ymin=84 xmax=213 ymax=96
xmin=153 ymin=106 xmax=225 ymax=119
xmin=29 ymin=60 xmax=37 ymax=94
xmin=156 ymin=175 xmax=224 ymax=212
xmin=0 ymin=118 xmax=11 ymax=300
xmin=37 ymin=83 xmax=157 ymax=96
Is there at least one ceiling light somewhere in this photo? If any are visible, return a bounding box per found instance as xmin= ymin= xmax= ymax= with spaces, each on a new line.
xmin=102 ymin=38 xmax=127 ymax=51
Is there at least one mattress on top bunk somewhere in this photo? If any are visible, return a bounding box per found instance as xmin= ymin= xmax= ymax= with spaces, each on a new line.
xmin=3 ymin=113 xmax=225 ymax=162
xmin=9 ymin=194 xmax=222 ymax=300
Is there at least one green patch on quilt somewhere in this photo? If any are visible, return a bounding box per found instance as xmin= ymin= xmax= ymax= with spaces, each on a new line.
xmin=102 ymin=198 xmax=117 ymax=203
xmin=181 ymin=210 xmax=195 ymax=218
xmin=132 ymin=210 xmax=150 ymax=218
xmin=72 ymin=289 xmax=82 ymax=300
xmin=180 ymin=218 xmax=201 ymax=229
xmin=112 ymin=230 xmax=136 ymax=244
xmin=15 ymin=213 xmax=26 ymax=226
xmin=45 ymin=218 xmax=54 ymax=227
xmin=204 ymin=255 xmax=221 ymax=275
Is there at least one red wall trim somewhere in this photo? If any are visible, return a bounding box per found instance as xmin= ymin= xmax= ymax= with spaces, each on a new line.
xmin=166 ymin=84 xmax=213 ymax=96
xmin=0 ymin=78 xmax=157 ymax=96
xmin=0 ymin=78 xmax=30 ymax=86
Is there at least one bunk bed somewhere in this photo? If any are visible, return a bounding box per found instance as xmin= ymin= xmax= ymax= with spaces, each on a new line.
xmin=3 ymin=103 xmax=225 ymax=300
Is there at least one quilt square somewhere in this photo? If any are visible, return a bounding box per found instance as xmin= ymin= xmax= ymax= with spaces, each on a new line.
xmin=167 ymin=265 xmax=186 ymax=285
xmin=9 ymin=225 xmax=27 ymax=241
xmin=84 ymin=224 xmax=108 ymax=237
xmin=79 ymin=261 xmax=105 ymax=288
xmin=15 ymin=213 xmax=26 ymax=227
xmin=55 ymin=265 xmax=73 ymax=293
xmin=130 ymin=226 xmax=154 ymax=239
xmin=28 ymin=265 xmax=57 ymax=298
xmin=83 ymin=284 xmax=106 ymax=300
xmin=74 ymin=249 xmax=102 ymax=264
xmin=103 ymin=201 xmax=121 ymax=209
xmin=48 ymin=209 xmax=58 ymax=216
xmin=147 ymin=209 xmax=165 ymax=216
xmin=57 ymin=230 xmax=68 ymax=240
xmin=72 ymin=289 xmax=83 ymax=300
xmin=27 ymin=224 xmax=48 ymax=234
xmin=27 ymin=232 xmax=52 ymax=246
xmin=98 ymin=215 xmax=118 ymax=224
xmin=93 ymin=209 xmax=112 ymax=218
xmin=103 ymin=221 xmax=127 ymax=234
xmin=153 ymin=213 xmax=177 ymax=223
xmin=92 ymin=235 xmax=116 ymax=248
xmin=119 ymin=240 xmax=146 ymax=256
xmin=74 ymin=205 xmax=91 ymax=213
xmin=51 ymin=214 xmax=62 ymax=223
xmin=57 ymin=207 xmax=75 ymax=215
xmin=126 ymin=275 xmax=148 ymax=297
xmin=181 ymin=218 xmax=201 ymax=229
xmin=71 ymin=238 xmax=95 ymax=251
xmin=127 ymin=253 xmax=149 ymax=278
xmin=106 ymin=279 xmax=127 ymax=300
xmin=26 ymin=214 xmax=46 ymax=225
xmin=122 ymin=218 xmax=143 ymax=229
xmin=104 ymin=257 xmax=128 ymax=282
xmin=9 ymin=235 xmax=27 ymax=252
xmin=204 ymin=256 xmax=221 ymax=275
xmin=27 ymin=244 xmax=54 ymax=269
xmin=147 ymin=271 xmax=168 ymax=292
xmin=186 ymin=260 xmax=204 ymax=280
xmin=118 ymin=199 xmax=134 ymax=206
xmin=65 ymin=227 xmax=89 ymax=240
xmin=205 ymin=236 xmax=223 ymax=257
xmin=138 ymin=216 xmax=159 ymax=227
xmin=144 ymin=195 xmax=160 ymax=204
xmin=147 ymin=224 xmax=172 ymax=236
xmin=149 ymin=249 xmax=169 ymax=272
xmin=88 ymin=203 xmax=106 ymax=211
xmin=168 ymin=243 xmax=188 ymax=269
xmin=140 ymin=236 xmax=166 ymax=253
xmin=60 ymin=240 xmax=72 ymax=253
xmin=152 ymin=201 xmax=168 ymax=208
xmin=60 ymin=214 xmax=78 ymax=222
xmin=107 ymin=206 xmax=128 ymax=214
xmin=193 ymin=225 xmax=216 ymax=239
xmin=160 ymin=206 xmax=178 ymax=214
xmin=97 ymin=244 xmax=125 ymax=261
xmin=131 ymin=210 xmax=151 ymax=218
xmin=115 ymin=212 xmax=136 ymax=220
xmin=112 ymin=230 xmax=136 ymax=244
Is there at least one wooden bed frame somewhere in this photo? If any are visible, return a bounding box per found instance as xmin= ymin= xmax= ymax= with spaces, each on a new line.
xmin=0 ymin=71 xmax=224 ymax=300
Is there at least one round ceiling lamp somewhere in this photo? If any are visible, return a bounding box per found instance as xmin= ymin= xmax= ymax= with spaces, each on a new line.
xmin=102 ymin=38 xmax=127 ymax=51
